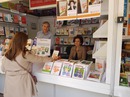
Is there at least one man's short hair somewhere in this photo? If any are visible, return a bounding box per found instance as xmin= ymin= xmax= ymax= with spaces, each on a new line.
xmin=43 ymin=21 xmax=50 ymax=27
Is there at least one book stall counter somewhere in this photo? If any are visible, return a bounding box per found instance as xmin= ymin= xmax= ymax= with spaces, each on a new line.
xmin=32 ymin=62 xmax=111 ymax=95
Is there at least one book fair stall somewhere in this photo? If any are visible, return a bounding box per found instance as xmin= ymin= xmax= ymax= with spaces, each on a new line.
xmin=0 ymin=0 xmax=130 ymax=97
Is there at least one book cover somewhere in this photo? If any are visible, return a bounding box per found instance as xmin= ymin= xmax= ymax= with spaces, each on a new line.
xmin=51 ymin=61 xmax=63 ymax=75
xmin=36 ymin=38 xmax=51 ymax=56
xmin=59 ymin=1 xmax=67 ymax=16
xmin=72 ymin=64 xmax=86 ymax=79
xmin=67 ymin=0 xmax=77 ymax=16
xmin=13 ymin=15 xmax=19 ymax=23
xmin=55 ymin=37 xmax=60 ymax=44
xmin=3 ymin=13 xmax=13 ymax=22
xmin=60 ymin=62 xmax=73 ymax=77
xmin=52 ymin=50 xmax=59 ymax=58
xmin=79 ymin=60 xmax=92 ymax=78
xmin=87 ymin=71 xmax=102 ymax=82
xmin=42 ymin=62 xmax=54 ymax=73
xmin=79 ymin=0 xmax=88 ymax=13
xmin=120 ymin=73 xmax=129 ymax=86
xmin=26 ymin=39 xmax=33 ymax=50
xmin=95 ymin=58 xmax=106 ymax=73
xmin=0 ymin=26 xmax=5 ymax=35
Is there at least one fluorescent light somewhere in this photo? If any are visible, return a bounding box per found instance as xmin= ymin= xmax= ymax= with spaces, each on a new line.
xmin=0 ymin=0 xmax=11 ymax=3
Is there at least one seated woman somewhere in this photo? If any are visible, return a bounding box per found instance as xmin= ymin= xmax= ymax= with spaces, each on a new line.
xmin=69 ymin=35 xmax=86 ymax=60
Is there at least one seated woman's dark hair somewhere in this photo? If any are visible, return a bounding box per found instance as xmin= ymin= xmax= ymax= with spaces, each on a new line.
xmin=73 ymin=35 xmax=83 ymax=45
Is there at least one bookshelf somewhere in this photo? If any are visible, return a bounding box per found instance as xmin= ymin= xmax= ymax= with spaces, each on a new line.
xmin=114 ymin=0 xmax=130 ymax=97
xmin=55 ymin=21 xmax=98 ymax=59
xmin=0 ymin=7 xmax=27 ymax=38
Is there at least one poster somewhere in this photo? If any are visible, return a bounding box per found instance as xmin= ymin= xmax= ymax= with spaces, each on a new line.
xmin=57 ymin=0 xmax=101 ymax=20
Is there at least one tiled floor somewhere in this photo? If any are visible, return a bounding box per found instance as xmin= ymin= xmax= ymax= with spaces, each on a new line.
xmin=0 ymin=93 xmax=3 ymax=97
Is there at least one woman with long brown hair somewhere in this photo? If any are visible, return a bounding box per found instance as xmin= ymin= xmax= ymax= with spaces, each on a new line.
xmin=1 ymin=32 xmax=57 ymax=97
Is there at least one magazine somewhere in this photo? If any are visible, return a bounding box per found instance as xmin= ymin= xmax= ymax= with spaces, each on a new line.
xmin=51 ymin=61 xmax=63 ymax=75
xmin=42 ymin=62 xmax=54 ymax=74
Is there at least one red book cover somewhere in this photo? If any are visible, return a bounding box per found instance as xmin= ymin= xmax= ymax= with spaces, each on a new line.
xmin=21 ymin=16 xmax=26 ymax=24
xmin=13 ymin=15 xmax=19 ymax=23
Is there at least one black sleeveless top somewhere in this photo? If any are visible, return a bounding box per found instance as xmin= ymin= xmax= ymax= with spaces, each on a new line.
xmin=74 ymin=53 xmax=78 ymax=60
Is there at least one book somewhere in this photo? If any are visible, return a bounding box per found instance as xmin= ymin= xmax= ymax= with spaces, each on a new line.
xmin=120 ymin=73 xmax=129 ymax=86
xmin=13 ymin=15 xmax=19 ymax=23
xmin=36 ymin=38 xmax=51 ymax=56
xmin=0 ymin=26 xmax=5 ymax=35
xmin=79 ymin=60 xmax=92 ymax=78
xmin=79 ymin=0 xmax=88 ymax=13
xmin=80 ymin=60 xmax=92 ymax=65
xmin=60 ymin=62 xmax=73 ymax=77
xmin=59 ymin=1 xmax=67 ymax=16
xmin=87 ymin=71 xmax=102 ymax=82
xmin=52 ymin=50 xmax=59 ymax=58
xmin=95 ymin=58 xmax=106 ymax=73
xmin=72 ymin=64 xmax=86 ymax=79
xmin=3 ymin=13 xmax=13 ymax=22
xmin=51 ymin=61 xmax=63 ymax=75
xmin=42 ymin=62 xmax=54 ymax=73
xmin=26 ymin=39 xmax=33 ymax=50
xmin=67 ymin=0 xmax=77 ymax=16
xmin=69 ymin=60 xmax=80 ymax=64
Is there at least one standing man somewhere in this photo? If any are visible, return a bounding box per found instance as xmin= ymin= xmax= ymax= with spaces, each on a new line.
xmin=36 ymin=21 xmax=54 ymax=55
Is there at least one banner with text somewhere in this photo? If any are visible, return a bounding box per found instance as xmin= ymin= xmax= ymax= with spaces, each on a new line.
xmin=30 ymin=0 xmax=56 ymax=10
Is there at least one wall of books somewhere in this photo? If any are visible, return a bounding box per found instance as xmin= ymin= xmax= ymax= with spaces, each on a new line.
xmin=114 ymin=0 xmax=130 ymax=97
xmin=57 ymin=0 xmax=101 ymax=20
xmin=0 ymin=8 xmax=27 ymax=44
xmin=55 ymin=18 xmax=99 ymax=59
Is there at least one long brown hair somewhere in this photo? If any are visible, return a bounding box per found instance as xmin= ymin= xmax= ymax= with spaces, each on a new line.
xmin=5 ymin=32 xmax=28 ymax=60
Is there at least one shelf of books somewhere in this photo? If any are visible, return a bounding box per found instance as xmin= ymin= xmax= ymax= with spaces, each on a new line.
xmin=0 ymin=7 xmax=27 ymax=38
xmin=114 ymin=0 xmax=130 ymax=97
